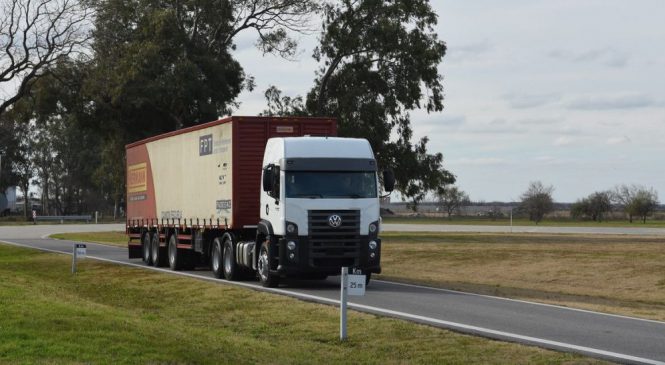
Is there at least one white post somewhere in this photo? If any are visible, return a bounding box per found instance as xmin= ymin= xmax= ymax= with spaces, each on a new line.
xmin=340 ymin=266 xmax=348 ymax=340
xmin=72 ymin=244 xmax=77 ymax=274
xmin=95 ymin=211 xmax=98 ymax=224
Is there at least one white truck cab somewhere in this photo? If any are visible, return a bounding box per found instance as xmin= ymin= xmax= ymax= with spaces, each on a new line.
xmin=257 ymin=136 xmax=393 ymax=286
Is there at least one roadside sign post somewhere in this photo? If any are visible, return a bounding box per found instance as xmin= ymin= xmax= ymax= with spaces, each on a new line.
xmin=72 ymin=243 xmax=86 ymax=274
xmin=340 ymin=267 xmax=366 ymax=340
xmin=340 ymin=267 xmax=348 ymax=340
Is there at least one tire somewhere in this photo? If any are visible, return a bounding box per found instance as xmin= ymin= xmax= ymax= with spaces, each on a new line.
xmin=151 ymin=232 xmax=167 ymax=267
xmin=258 ymin=241 xmax=279 ymax=288
xmin=142 ymin=232 xmax=153 ymax=265
xmin=211 ymin=237 xmax=224 ymax=279
xmin=222 ymin=234 xmax=240 ymax=281
xmin=168 ymin=234 xmax=184 ymax=271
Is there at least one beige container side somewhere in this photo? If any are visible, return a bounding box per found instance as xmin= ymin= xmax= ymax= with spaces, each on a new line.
xmin=146 ymin=123 xmax=233 ymax=225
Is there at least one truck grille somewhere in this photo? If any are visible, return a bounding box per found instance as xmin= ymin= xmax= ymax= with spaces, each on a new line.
xmin=308 ymin=210 xmax=361 ymax=268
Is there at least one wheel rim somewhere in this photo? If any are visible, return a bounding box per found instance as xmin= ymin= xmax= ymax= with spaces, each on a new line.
xmin=169 ymin=239 xmax=175 ymax=266
xmin=258 ymin=248 xmax=269 ymax=281
xmin=143 ymin=237 xmax=150 ymax=260
xmin=224 ymin=244 xmax=232 ymax=275
xmin=212 ymin=244 xmax=220 ymax=272
xmin=152 ymin=238 xmax=158 ymax=261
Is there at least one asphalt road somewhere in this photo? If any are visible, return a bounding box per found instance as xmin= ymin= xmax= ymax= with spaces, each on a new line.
xmin=2 ymin=224 xmax=665 ymax=364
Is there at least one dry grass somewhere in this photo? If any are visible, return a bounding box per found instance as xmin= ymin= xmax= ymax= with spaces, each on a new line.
xmin=378 ymin=232 xmax=665 ymax=320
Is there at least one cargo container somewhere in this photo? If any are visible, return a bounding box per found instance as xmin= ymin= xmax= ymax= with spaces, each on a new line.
xmin=126 ymin=116 xmax=394 ymax=287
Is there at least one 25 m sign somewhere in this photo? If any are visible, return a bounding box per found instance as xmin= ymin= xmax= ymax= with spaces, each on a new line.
xmin=199 ymin=134 xmax=213 ymax=156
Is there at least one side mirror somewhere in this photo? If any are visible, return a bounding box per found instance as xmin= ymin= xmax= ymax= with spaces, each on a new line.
xmin=270 ymin=165 xmax=280 ymax=198
xmin=383 ymin=170 xmax=395 ymax=192
xmin=262 ymin=165 xmax=273 ymax=192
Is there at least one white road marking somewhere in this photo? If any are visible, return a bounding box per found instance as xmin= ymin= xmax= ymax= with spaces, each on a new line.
xmin=2 ymin=239 xmax=664 ymax=365
xmin=374 ymin=279 xmax=665 ymax=326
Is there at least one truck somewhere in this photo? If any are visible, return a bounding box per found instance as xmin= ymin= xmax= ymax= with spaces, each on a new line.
xmin=126 ymin=116 xmax=394 ymax=287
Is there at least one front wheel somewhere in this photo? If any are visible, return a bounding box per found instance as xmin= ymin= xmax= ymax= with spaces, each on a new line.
xmin=258 ymin=241 xmax=279 ymax=288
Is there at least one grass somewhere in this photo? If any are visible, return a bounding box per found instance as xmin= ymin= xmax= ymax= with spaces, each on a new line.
xmin=382 ymin=216 xmax=665 ymax=228
xmin=378 ymin=232 xmax=665 ymax=320
xmin=0 ymin=243 xmax=601 ymax=364
xmin=51 ymin=231 xmax=665 ymax=321
xmin=51 ymin=231 xmax=127 ymax=246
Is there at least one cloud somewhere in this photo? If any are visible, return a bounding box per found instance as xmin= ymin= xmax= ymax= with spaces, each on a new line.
xmin=606 ymin=136 xmax=631 ymax=145
xmin=448 ymin=157 xmax=508 ymax=166
xmin=568 ymin=94 xmax=655 ymax=110
xmin=517 ymin=117 xmax=562 ymax=125
xmin=503 ymin=93 xmax=561 ymax=109
xmin=553 ymin=136 xmax=575 ymax=146
xmin=447 ymin=39 xmax=492 ymax=61
xmin=421 ymin=115 xmax=466 ymax=128
xmin=549 ymin=47 xmax=629 ymax=68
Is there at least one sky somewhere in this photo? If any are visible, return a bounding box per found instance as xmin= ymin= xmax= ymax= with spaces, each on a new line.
xmin=232 ymin=1 xmax=665 ymax=203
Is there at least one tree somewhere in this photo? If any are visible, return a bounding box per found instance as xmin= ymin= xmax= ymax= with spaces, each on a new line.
xmin=301 ymin=0 xmax=453 ymax=206
xmin=1 ymin=106 xmax=36 ymax=219
xmin=570 ymin=191 xmax=612 ymax=222
xmin=436 ymin=185 xmax=469 ymax=219
xmin=260 ymin=85 xmax=306 ymax=116
xmin=613 ymin=185 xmax=660 ymax=223
xmin=0 ymin=0 xmax=92 ymax=116
xmin=519 ymin=181 xmax=554 ymax=224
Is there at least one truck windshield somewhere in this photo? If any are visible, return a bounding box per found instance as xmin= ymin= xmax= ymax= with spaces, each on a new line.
xmin=285 ymin=172 xmax=377 ymax=199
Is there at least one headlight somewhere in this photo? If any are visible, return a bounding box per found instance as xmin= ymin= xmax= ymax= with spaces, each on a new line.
xmin=369 ymin=223 xmax=377 ymax=233
xmin=287 ymin=241 xmax=297 ymax=251
xmin=286 ymin=223 xmax=296 ymax=234
xmin=369 ymin=240 xmax=377 ymax=250
xmin=370 ymin=252 xmax=376 ymax=259
xmin=289 ymin=253 xmax=296 ymax=260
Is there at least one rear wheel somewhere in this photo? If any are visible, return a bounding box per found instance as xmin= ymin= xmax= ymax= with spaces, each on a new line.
xmin=222 ymin=234 xmax=240 ymax=281
xmin=151 ymin=232 xmax=167 ymax=267
xmin=142 ymin=232 xmax=153 ymax=265
xmin=211 ymin=238 xmax=223 ymax=278
xmin=258 ymin=241 xmax=279 ymax=288
xmin=168 ymin=234 xmax=184 ymax=271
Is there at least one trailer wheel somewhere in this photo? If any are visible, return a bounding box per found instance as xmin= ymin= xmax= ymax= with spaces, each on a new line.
xmin=211 ymin=238 xmax=224 ymax=278
xmin=151 ymin=232 xmax=167 ymax=267
xmin=168 ymin=234 xmax=184 ymax=271
xmin=142 ymin=232 xmax=153 ymax=265
xmin=258 ymin=241 xmax=279 ymax=288
xmin=222 ymin=234 xmax=240 ymax=281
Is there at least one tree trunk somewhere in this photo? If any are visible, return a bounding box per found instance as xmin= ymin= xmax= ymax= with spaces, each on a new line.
xmin=21 ymin=184 xmax=30 ymax=221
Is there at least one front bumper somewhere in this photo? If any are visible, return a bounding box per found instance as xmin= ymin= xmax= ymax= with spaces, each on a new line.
xmin=275 ymin=235 xmax=381 ymax=276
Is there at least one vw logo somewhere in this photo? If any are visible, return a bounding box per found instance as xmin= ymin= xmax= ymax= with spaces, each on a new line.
xmin=328 ymin=214 xmax=342 ymax=228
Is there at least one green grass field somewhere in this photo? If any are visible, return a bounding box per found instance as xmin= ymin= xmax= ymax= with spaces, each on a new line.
xmin=381 ymin=215 xmax=665 ymax=228
xmin=0 ymin=243 xmax=600 ymax=364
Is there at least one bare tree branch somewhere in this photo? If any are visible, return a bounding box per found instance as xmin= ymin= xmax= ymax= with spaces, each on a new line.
xmin=0 ymin=0 xmax=93 ymax=116
xmin=212 ymin=0 xmax=319 ymax=58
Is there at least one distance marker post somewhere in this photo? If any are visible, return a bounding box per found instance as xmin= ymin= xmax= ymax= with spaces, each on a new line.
xmin=72 ymin=243 xmax=87 ymax=274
